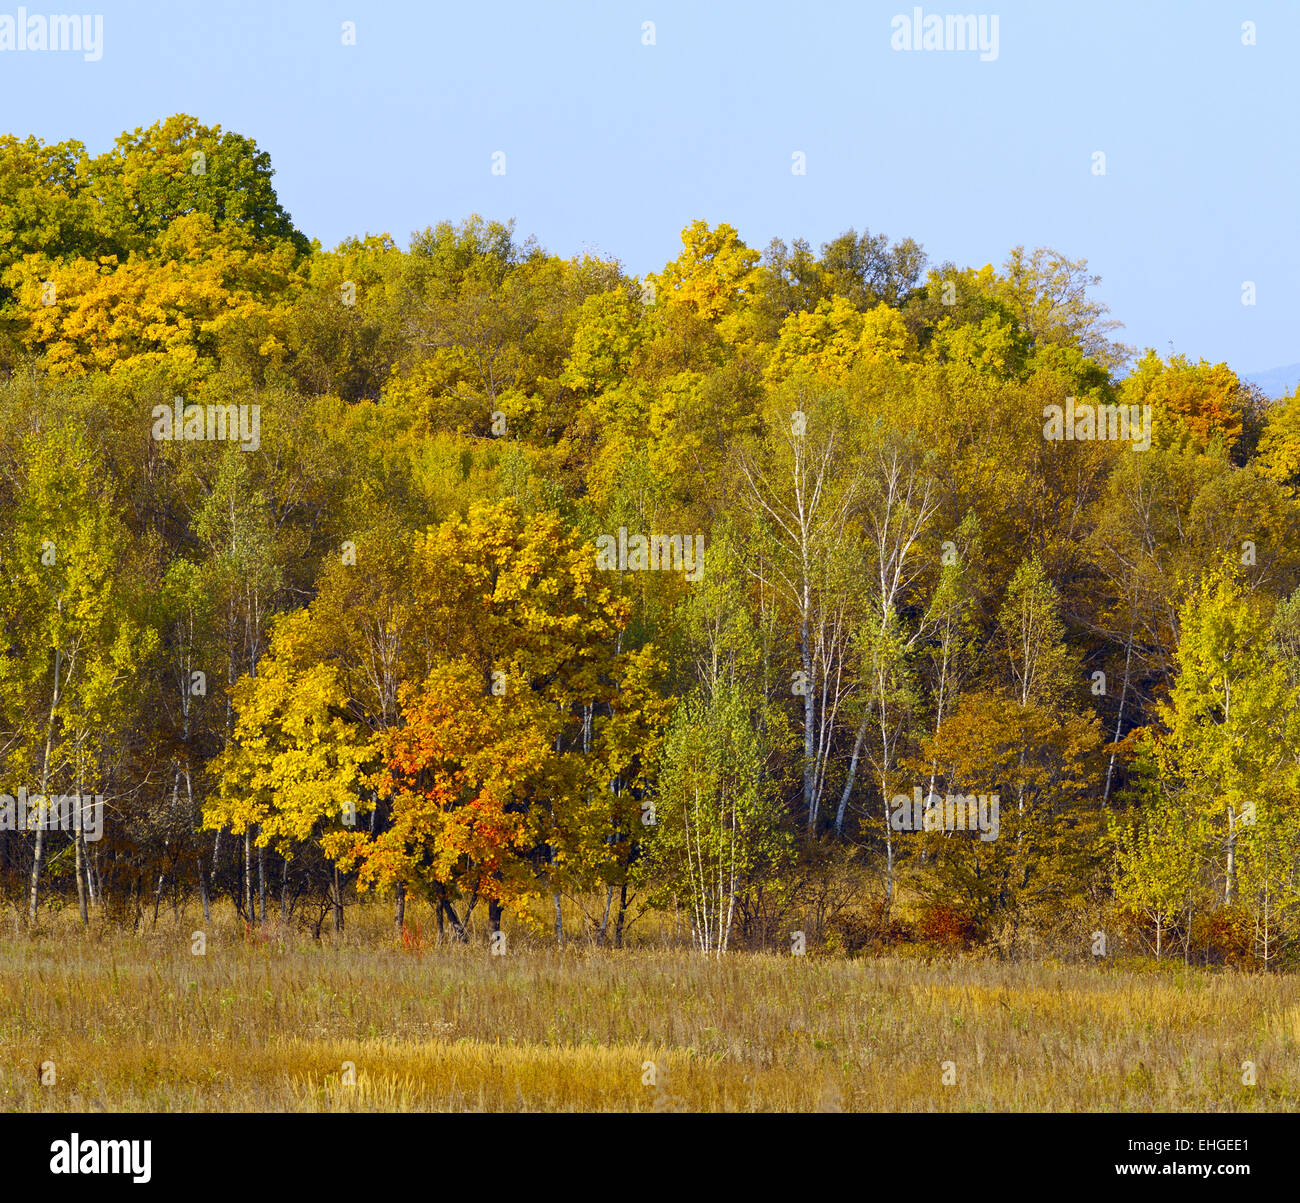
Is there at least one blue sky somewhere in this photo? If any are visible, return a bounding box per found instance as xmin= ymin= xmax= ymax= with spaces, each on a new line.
xmin=2 ymin=0 xmax=1296 ymax=374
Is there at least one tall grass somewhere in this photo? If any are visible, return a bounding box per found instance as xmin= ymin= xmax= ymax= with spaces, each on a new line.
xmin=2 ymin=902 xmax=1296 ymax=1111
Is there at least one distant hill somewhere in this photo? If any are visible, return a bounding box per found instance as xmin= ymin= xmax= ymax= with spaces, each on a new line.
xmin=1245 ymin=363 xmax=1300 ymax=399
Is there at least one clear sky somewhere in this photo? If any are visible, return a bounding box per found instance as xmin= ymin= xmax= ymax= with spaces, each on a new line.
xmin=2 ymin=0 xmax=1296 ymax=374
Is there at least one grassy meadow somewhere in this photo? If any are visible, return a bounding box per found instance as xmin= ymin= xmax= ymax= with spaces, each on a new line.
xmin=2 ymin=901 xmax=1298 ymax=1112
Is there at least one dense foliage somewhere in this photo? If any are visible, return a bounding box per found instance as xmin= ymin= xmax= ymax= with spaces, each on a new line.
xmin=3 ymin=116 xmax=1298 ymax=963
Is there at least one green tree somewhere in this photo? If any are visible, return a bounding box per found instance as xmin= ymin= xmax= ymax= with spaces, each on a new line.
xmin=1148 ymin=573 xmax=1299 ymax=908
xmin=0 ymin=423 xmax=156 ymax=924
xmin=642 ymin=682 xmax=790 ymax=954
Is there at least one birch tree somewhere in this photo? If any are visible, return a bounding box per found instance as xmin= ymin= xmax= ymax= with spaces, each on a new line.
xmin=0 ymin=423 xmax=154 ymax=924
xmin=834 ymin=433 xmax=939 ymax=909
xmin=648 ymin=684 xmax=788 ymax=955
xmin=740 ymin=389 xmax=863 ymax=832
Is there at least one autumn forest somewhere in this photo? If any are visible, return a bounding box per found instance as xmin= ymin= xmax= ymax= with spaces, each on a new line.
xmin=3 ymin=114 xmax=1300 ymax=970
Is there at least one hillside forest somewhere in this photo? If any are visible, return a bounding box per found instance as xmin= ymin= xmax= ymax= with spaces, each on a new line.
xmin=3 ymin=115 xmax=1300 ymax=966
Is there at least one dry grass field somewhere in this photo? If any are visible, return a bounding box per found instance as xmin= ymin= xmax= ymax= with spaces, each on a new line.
xmin=3 ymin=902 xmax=1298 ymax=1113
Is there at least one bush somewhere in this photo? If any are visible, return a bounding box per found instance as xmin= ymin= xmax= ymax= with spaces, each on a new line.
xmin=916 ymin=902 xmax=984 ymax=951
xmin=826 ymin=899 xmax=912 ymax=955
xmin=1191 ymin=907 xmax=1254 ymax=967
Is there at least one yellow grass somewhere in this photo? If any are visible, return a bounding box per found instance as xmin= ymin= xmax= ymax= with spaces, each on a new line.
xmin=2 ymin=903 xmax=1297 ymax=1111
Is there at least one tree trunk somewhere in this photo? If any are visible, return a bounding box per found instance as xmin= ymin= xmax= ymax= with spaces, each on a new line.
xmin=440 ymin=897 xmax=468 ymax=942
xmin=597 ymin=884 xmax=615 ymax=946
xmin=394 ymin=881 xmax=406 ymax=933
xmin=209 ymin=829 xmax=222 ymax=911
xmin=28 ymin=644 xmax=64 ymax=927
xmin=1102 ymin=633 xmax=1134 ymax=804
xmin=333 ymin=864 xmax=344 ymax=932
xmin=153 ymin=853 xmax=167 ymax=925
xmin=27 ymin=820 xmax=45 ymax=926
xmin=75 ymin=830 xmax=88 ymax=926
xmin=615 ymin=881 xmax=628 ymax=948
xmin=801 ymin=611 xmax=816 ymax=830
xmin=1224 ymin=807 xmax=1238 ymax=905
xmin=835 ymin=714 xmax=869 ymax=835
xmin=257 ymin=844 xmax=266 ymax=924
xmin=198 ymin=848 xmax=211 ymax=924
xmin=86 ymin=837 xmax=98 ymax=909
xmin=880 ymin=768 xmax=895 ymax=906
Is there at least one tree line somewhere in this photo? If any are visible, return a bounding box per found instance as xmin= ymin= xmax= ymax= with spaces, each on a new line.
xmin=2 ymin=115 xmax=1299 ymax=963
